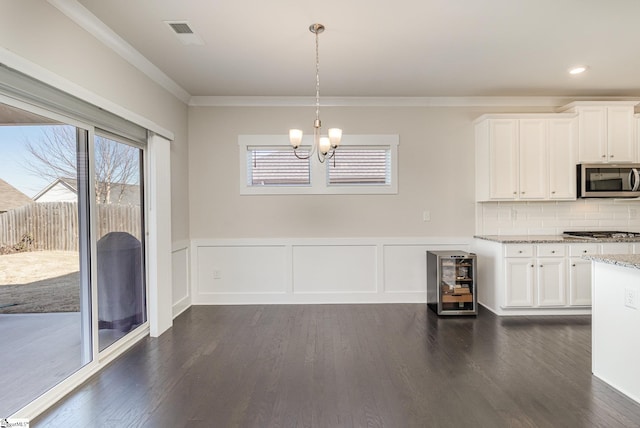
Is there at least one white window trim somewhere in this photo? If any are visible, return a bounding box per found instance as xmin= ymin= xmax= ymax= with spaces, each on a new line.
xmin=238 ymin=134 xmax=399 ymax=195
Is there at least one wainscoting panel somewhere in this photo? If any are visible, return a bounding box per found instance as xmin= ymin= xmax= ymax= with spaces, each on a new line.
xmin=384 ymin=245 xmax=435 ymax=293
xmin=190 ymin=238 xmax=471 ymax=305
xmin=292 ymin=245 xmax=378 ymax=294
xmin=196 ymin=245 xmax=287 ymax=295
xmin=171 ymin=242 xmax=190 ymax=318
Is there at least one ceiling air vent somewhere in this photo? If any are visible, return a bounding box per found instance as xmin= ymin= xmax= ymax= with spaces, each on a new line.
xmin=168 ymin=22 xmax=194 ymax=34
xmin=164 ymin=21 xmax=204 ymax=46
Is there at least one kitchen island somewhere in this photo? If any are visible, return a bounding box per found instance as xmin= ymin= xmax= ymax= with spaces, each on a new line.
xmin=588 ymin=254 xmax=640 ymax=405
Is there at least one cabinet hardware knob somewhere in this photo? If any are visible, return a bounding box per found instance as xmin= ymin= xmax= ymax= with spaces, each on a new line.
xmin=518 ymin=250 xmax=522 ymax=253
xmin=513 ymin=191 xmax=517 ymax=195
xmin=602 ymin=155 xmax=606 ymax=158
xmin=521 ymin=191 xmax=525 ymax=194
xmin=610 ymin=155 xmax=614 ymax=158
xmin=572 ymin=264 xmax=576 ymax=267
xmin=551 ymin=250 xmax=555 ymax=253
xmin=583 ymin=250 xmax=587 ymax=253
xmin=551 ymin=191 xmax=556 ymax=194
xmin=540 ymin=265 xmax=543 ymax=267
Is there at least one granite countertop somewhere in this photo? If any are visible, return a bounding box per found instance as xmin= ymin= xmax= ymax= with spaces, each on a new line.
xmin=474 ymin=235 xmax=640 ymax=244
xmin=474 ymin=235 xmax=579 ymax=243
xmin=584 ymin=254 xmax=640 ymax=270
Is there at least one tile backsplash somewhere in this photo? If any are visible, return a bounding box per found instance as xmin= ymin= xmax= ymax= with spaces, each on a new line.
xmin=476 ymin=200 xmax=640 ymax=235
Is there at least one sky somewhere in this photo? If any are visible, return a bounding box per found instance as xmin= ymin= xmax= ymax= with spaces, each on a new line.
xmin=0 ymin=126 xmax=57 ymax=198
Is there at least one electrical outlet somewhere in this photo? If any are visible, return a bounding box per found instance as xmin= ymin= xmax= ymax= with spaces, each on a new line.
xmin=624 ymin=288 xmax=638 ymax=309
xmin=423 ymin=211 xmax=431 ymax=222
xmin=213 ymin=269 xmax=222 ymax=280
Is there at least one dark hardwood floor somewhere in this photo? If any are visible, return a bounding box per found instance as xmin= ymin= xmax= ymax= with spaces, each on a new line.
xmin=34 ymin=305 xmax=640 ymax=428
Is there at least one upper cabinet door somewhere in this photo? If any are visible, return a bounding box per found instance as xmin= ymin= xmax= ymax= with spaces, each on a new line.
xmin=489 ymin=119 xmax=519 ymax=199
xmin=548 ymin=118 xmax=577 ymax=199
xmin=574 ymin=104 xmax=636 ymax=163
xmin=607 ymin=106 xmax=635 ymax=163
xmin=577 ymin=106 xmax=607 ymax=163
xmin=518 ymin=119 xmax=547 ymax=199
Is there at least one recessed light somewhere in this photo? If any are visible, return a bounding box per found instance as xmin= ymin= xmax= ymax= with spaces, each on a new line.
xmin=569 ymin=66 xmax=588 ymax=75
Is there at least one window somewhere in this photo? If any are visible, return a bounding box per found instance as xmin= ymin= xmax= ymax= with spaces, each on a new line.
xmin=328 ymin=147 xmax=390 ymax=185
xmin=248 ymin=147 xmax=310 ymax=186
xmin=239 ymin=134 xmax=398 ymax=195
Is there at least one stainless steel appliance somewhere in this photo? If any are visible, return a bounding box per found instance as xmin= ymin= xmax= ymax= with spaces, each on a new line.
xmin=563 ymin=231 xmax=640 ymax=240
xmin=427 ymin=251 xmax=477 ymax=316
xmin=578 ymin=163 xmax=640 ymax=198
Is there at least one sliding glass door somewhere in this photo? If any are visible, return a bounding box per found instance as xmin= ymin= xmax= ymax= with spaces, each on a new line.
xmin=0 ymin=100 xmax=147 ymax=417
xmin=94 ymin=132 xmax=146 ymax=351
xmin=0 ymin=104 xmax=92 ymax=416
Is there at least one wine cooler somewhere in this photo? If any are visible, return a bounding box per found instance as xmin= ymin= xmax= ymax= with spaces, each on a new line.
xmin=427 ymin=250 xmax=477 ymax=316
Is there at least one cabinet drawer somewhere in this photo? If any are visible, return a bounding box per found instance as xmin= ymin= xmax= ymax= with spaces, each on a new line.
xmin=600 ymin=243 xmax=631 ymax=254
xmin=504 ymin=244 xmax=534 ymax=258
xmin=568 ymin=243 xmax=599 ymax=257
xmin=537 ymin=244 xmax=566 ymax=257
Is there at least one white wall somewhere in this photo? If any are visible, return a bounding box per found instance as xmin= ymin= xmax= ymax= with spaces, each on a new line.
xmin=189 ymin=106 xmax=486 ymax=239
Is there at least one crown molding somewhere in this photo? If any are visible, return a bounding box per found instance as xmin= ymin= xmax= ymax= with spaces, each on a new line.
xmin=48 ymin=0 xmax=191 ymax=104
xmin=188 ymin=95 xmax=640 ymax=108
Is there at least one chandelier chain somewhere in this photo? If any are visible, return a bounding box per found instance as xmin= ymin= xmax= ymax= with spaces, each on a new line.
xmin=315 ymin=27 xmax=320 ymax=123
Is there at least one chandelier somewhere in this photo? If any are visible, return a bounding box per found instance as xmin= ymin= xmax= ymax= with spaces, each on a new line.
xmin=289 ymin=23 xmax=342 ymax=162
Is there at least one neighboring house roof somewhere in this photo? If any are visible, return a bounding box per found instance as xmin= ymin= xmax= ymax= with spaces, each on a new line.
xmin=0 ymin=178 xmax=33 ymax=212
xmin=34 ymin=177 xmax=141 ymax=205
xmin=33 ymin=178 xmax=78 ymax=203
xmin=33 ymin=177 xmax=77 ymax=202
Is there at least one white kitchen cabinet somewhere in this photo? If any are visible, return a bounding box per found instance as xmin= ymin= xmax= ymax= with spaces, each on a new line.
xmin=537 ymin=257 xmax=566 ymax=307
xmin=473 ymin=238 xmax=640 ymax=315
xmin=568 ymin=258 xmax=592 ymax=306
xmin=503 ymin=244 xmax=565 ymax=308
xmin=486 ymin=119 xmax=519 ymax=199
xmin=535 ymin=244 xmax=566 ymax=307
xmin=560 ymin=102 xmax=637 ymax=163
xmin=566 ymin=243 xmax=630 ymax=307
xmin=475 ymin=114 xmax=577 ymax=201
xmin=519 ymin=119 xmax=547 ymax=199
xmin=567 ymin=243 xmax=599 ymax=307
xmin=505 ymin=257 xmax=535 ymax=307
xmin=548 ymin=118 xmax=578 ymax=199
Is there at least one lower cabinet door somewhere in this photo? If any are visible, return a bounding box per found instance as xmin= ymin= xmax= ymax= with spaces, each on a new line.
xmin=536 ymin=258 xmax=566 ymax=306
xmin=505 ymin=258 xmax=535 ymax=307
xmin=569 ymin=257 xmax=592 ymax=306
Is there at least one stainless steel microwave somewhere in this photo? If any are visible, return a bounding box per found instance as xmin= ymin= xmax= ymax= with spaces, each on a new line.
xmin=578 ymin=163 xmax=640 ymax=198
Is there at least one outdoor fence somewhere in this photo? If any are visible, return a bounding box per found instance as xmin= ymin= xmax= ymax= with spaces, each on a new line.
xmin=0 ymin=202 xmax=141 ymax=252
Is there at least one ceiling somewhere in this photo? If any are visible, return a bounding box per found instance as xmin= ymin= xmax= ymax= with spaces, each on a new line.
xmin=61 ymin=0 xmax=640 ymax=99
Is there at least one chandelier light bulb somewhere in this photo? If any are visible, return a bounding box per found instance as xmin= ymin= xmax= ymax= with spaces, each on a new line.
xmin=328 ymin=128 xmax=342 ymax=148
xmin=319 ymin=137 xmax=331 ymax=155
xmin=289 ymin=129 xmax=303 ymax=148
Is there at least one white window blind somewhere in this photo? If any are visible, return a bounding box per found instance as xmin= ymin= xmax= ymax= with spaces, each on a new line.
xmin=248 ymin=147 xmax=310 ymax=186
xmin=328 ymin=147 xmax=390 ymax=185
